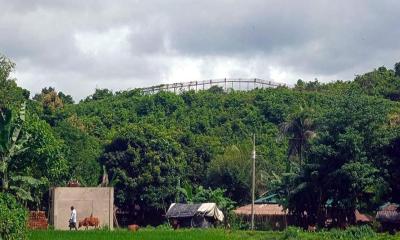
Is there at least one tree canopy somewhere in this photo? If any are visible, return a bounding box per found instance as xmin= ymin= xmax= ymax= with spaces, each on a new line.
xmin=2 ymin=54 xmax=400 ymax=227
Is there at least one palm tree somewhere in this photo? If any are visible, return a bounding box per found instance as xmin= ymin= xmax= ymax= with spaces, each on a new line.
xmin=280 ymin=107 xmax=316 ymax=171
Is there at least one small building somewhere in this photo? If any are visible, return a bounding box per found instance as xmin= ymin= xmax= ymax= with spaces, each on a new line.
xmin=165 ymin=203 xmax=224 ymax=228
xmin=49 ymin=187 xmax=114 ymax=230
xmin=234 ymin=203 xmax=288 ymax=230
xmin=376 ymin=203 xmax=400 ymax=232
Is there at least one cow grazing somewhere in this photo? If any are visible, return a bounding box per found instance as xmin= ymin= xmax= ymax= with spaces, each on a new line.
xmin=307 ymin=225 xmax=317 ymax=232
xmin=78 ymin=215 xmax=100 ymax=230
xmin=128 ymin=224 xmax=140 ymax=232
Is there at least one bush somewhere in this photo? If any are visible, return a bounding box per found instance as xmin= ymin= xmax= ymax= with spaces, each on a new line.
xmin=0 ymin=193 xmax=28 ymax=240
xmin=328 ymin=225 xmax=376 ymax=240
xmin=281 ymin=226 xmax=302 ymax=240
xmin=226 ymin=212 xmax=249 ymax=230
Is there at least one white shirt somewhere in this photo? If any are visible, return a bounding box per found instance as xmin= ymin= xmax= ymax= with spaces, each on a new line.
xmin=70 ymin=209 xmax=77 ymax=223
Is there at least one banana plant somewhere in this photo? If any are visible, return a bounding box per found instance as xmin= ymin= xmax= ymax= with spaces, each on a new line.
xmin=0 ymin=102 xmax=30 ymax=191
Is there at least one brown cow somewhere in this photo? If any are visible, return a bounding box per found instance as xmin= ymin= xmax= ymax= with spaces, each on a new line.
xmin=307 ymin=224 xmax=317 ymax=232
xmin=128 ymin=224 xmax=140 ymax=232
xmin=78 ymin=214 xmax=100 ymax=230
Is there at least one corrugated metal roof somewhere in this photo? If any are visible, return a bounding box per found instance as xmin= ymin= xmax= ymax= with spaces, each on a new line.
xmin=254 ymin=194 xmax=279 ymax=204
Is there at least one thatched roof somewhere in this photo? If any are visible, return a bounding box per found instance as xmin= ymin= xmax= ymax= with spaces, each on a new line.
xmin=234 ymin=204 xmax=287 ymax=216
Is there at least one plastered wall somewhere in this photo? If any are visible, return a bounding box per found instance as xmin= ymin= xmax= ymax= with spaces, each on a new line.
xmin=50 ymin=187 xmax=114 ymax=230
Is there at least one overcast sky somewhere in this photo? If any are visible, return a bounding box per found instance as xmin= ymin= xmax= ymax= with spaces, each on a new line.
xmin=1 ymin=0 xmax=400 ymax=100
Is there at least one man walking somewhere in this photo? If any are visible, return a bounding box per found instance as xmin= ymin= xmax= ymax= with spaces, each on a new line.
xmin=69 ymin=206 xmax=78 ymax=230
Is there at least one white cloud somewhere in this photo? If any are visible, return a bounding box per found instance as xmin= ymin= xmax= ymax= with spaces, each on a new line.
xmin=74 ymin=26 xmax=132 ymax=57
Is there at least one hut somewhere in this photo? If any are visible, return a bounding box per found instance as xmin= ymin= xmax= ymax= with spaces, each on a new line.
xmin=376 ymin=203 xmax=400 ymax=232
xmin=165 ymin=203 xmax=224 ymax=229
xmin=234 ymin=203 xmax=288 ymax=230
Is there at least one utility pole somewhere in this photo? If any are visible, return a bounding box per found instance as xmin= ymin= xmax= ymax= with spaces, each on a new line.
xmin=251 ymin=134 xmax=256 ymax=230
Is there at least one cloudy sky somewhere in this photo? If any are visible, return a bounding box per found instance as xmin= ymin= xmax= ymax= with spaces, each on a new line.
xmin=1 ymin=0 xmax=400 ymax=100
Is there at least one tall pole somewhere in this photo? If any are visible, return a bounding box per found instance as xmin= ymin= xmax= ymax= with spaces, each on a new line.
xmin=251 ymin=134 xmax=256 ymax=230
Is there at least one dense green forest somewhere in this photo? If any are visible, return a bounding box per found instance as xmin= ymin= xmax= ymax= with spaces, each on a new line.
xmin=1 ymin=54 xmax=400 ymax=227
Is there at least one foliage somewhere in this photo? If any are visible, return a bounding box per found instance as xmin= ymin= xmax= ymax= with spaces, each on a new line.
xmin=287 ymin=93 xmax=395 ymax=226
xmin=178 ymin=185 xmax=235 ymax=212
xmin=28 ymin=228 xmax=397 ymax=240
xmin=16 ymin=114 xmax=68 ymax=186
xmin=9 ymin=176 xmax=47 ymax=207
xmin=4 ymin=53 xmax=400 ymax=231
xmin=207 ymin=144 xmax=251 ymax=204
xmin=0 ymin=55 xmax=29 ymax=110
xmin=84 ymin=88 xmax=113 ymax=102
xmin=328 ymin=225 xmax=376 ymax=240
xmin=54 ymin=119 xmax=101 ymax=186
xmin=281 ymin=226 xmax=302 ymax=240
xmin=353 ymin=66 xmax=400 ymax=101
xmin=280 ymin=106 xmax=316 ymax=170
xmin=0 ymin=103 xmax=30 ymax=191
xmin=0 ymin=193 xmax=28 ymax=240
xmin=100 ymin=124 xmax=184 ymax=212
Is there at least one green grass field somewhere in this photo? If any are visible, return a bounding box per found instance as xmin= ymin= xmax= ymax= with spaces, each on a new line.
xmin=29 ymin=229 xmax=400 ymax=240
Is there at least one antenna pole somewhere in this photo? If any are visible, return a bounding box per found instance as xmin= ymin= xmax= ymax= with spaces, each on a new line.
xmin=251 ymin=133 xmax=256 ymax=230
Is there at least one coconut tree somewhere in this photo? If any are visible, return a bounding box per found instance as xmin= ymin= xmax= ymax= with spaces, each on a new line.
xmin=280 ymin=107 xmax=316 ymax=171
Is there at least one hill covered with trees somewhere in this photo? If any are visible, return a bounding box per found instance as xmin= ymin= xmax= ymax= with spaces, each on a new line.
xmin=1 ymin=54 xmax=400 ymax=227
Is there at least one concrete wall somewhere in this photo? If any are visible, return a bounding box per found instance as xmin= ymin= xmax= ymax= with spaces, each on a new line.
xmin=50 ymin=187 xmax=114 ymax=230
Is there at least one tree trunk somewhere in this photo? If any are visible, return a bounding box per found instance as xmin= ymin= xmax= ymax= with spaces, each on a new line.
xmin=299 ymin=144 xmax=302 ymax=170
xmin=0 ymin=169 xmax=8 ymax=192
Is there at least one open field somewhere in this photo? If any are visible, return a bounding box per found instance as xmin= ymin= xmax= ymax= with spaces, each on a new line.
xmin=29 ymin=229 xmax=400 ymax=240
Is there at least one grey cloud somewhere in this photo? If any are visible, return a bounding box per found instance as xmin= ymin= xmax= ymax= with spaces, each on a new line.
xmin=1 ymin=0 xmax=400 ymax=100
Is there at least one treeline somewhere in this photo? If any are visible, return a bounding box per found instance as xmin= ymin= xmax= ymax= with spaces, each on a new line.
xmin=1 ymin=54 xmax=400 ymax=226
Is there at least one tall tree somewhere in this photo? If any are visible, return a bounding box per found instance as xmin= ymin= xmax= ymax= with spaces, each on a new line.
xmin=207 ymin=144 xmax=251 ymax=204
xmin=0 ymin=55 xmax=29 ymax=110
xmin=100 ymin=124 xmax=184 ymax=224
xmin=287 ymin=93 xmax=392 ymax=227
xmin=280 ymin=107 xmax=315 ymax=170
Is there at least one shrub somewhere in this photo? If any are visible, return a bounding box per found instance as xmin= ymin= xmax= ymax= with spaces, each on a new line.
xmin=328 ymin=225 xmax=376 ymax=240
xmin=0 ymin=193 xmax=28 ymax=240
xmin=226 ymin=212 xmax=249 ymax=230
xmin=281 ymin=226 xmax=302 ymax=240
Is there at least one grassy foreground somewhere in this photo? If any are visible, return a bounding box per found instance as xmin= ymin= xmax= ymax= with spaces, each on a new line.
xmin=29 ymin=229 xmax=400 ymax=240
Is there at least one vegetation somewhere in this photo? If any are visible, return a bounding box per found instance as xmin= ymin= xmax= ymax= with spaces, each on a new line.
xmin=0 ymin=193 xmax=28 ymax=240
xmin=2 ymin=53 xmax=400 ymax=233
xmin=29 ymin=228 xmax=400 ymax=240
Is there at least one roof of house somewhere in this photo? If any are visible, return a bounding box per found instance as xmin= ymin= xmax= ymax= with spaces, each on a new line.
xmin=166 ymin=203 xmax=202 ymax=218
xmin=376 ymin=203 xmax=400 ymax=223
xmin=165 ymin=203 xmax=224 ymax=222
xmin=254 ymin=194 xmax=279 ymax=204
xmin=234 ymin=204 xmax=287 ymax=216
xmin=355 ymin=210 xmax=374 ymax=223
xmin=379 ymin=202 xmax=399 ymax=211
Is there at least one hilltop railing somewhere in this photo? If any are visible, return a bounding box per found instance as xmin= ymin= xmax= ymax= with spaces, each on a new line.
xmin=140 ymin=78 xmax=285 ymax=94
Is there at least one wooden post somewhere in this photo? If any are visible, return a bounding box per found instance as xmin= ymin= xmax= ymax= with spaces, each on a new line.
xmin=251 ymin=134 xmax=256 ymax=230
